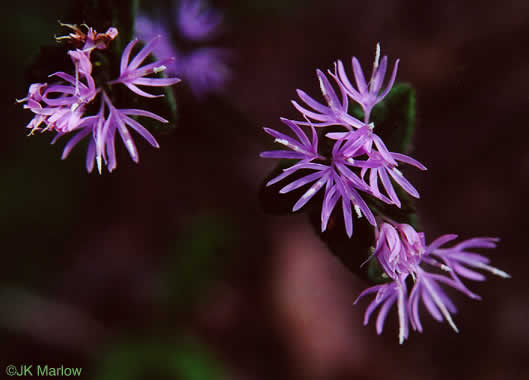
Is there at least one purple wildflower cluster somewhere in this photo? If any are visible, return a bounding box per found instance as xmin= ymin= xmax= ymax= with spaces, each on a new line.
xmin=355 ymin=222 xmax=509 ymax=343
xmin=18 ymin=24 xmax=180 ymax=173
xmin=261 ymin=44 xmax=426 ymax=237
xmin=260 ymin=44 xmax=509 ymax=342
xmin=135 ymin=0 xmax=230 ymax=98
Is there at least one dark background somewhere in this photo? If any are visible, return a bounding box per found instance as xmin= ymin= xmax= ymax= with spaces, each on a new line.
xmin=1 ymin=0 xmax=528 ymax=379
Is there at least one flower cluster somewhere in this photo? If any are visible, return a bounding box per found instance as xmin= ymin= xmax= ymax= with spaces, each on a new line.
xmin=355 ymin=222 xmax=509 ymax=343
xmin=18 ymin=24 xmax=180 ymax=173
xmin=261 ymin=44 xmax=426 ymax=237
xmin=135 ymin=0 xmax=230 ymax=98
xmin=260 ymin=44 xmax=509 ymax=342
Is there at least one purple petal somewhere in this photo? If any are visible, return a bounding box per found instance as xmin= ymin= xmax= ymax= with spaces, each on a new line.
xmin=123 ymin=115 xmax=160 ymax=148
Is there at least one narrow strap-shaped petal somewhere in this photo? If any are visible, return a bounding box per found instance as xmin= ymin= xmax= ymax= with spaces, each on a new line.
xmin=421 ymin=286 xmax=443 ymax=322
xmin=292 ymin=172 xmax=329 ymax=211
xmin=124 ymin=83 xmax=164 ymax=98
xmin=129 ymin=35 xmax=161 ymax=71
xmin=317 ymin=69 xmax=341 ymax=110
xmin=377 ymin=59 xmax=400 ymax=101
xmin=379 ymin=167 xmax=401 ymax=207
xmin=452 ymin=262 xmax=486 ymax=281
xmin=279 ymin=171 xmax=323 ymax=194
xmin=120 ymin=39 xmax=138 ymax=74
xmin=426 ymin=234 xmax=458 ymax=253
xmin=321 ymin=184 xmax=340 ymax=232
xmin=123 ymin=115 xmax=160 ymax=148
xmin=291 ymin=100 xmax=333 ymax=123
xmin=421 ymin=274 xmax=459 ymax=332
xmin=121 ymin=108 xmax=168 ymax=123
xmin=296 ymin=89 xmax=330 ymax=114
xmin=389 ymin=167 xmax=420 ymax=198
xmin=85 ymin=139 xmax=96 ymax=173
xmin=408 ymin=283 xmax=422 ymax=332
xmin=106 ymin=124 xmax=117 ymax=172
xmin=362 ymin=287 xmax=391 ymax=325
xmin=132 ymin=77 xmax=181 ymax=87
xmin=392 ymin=152 xmax=427 ymax=170
xmin=352 ymin=57 xmax=368 ymax=94
xmin=61 ymin=128 xmax=91 ymax=159
xmin=260 ymin=151 xmax=306 ymax=159
xmin=371 ymin=134 xmax=397 ymax=165
xmin=376 ymin=293 xmax=397 ymax=334
xmin=334 ymin=60 xmax=361 ymax=99
xmin=280 ymin=118 xmax=311 ymax=147
xmin=114 ymin=110 xmax=139 ymax=163
xmin=370 ymin=56 xmax=387 ymax=94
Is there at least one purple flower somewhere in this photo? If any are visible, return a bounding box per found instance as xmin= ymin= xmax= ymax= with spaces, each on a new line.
xmin=272 ymin=44 xmax=425 ymax=211
xmin=178 ymin=48 xmax=230 ymax=98
xmin=134 ymin=0 xmax=230 ymax=97
xmin=177 ymin=0 xmax=223 ymax=42
xmin=261 ymin=121 xmax=382 ymax=237
xmin=355 ymin=222 xmax=509 ymax=343
xmin=326 ymin=129 xmax=427 ymax=207
xmin=110 ymin=37 xmax=181 ymax=98
xmin=355 ymin=276 xmax=410 ymax=343
xmin=52 ymin=92 xmax=168 ymax=174
xmin=332 ymin=43 xmax=399 ymax=122
xmin=19 ymin=24 xmax=180 ymax=173
xmin=292 ymin=69 xmax=364 ymax=128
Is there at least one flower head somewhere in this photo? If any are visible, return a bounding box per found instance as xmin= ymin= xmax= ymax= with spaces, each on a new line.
xmin=110 ymin=36 xmax=181 ymax=98
xmin=261 ymin=121 xmax=382 ymax=237
xmin=333 ymin=43 xmax=399 ymax=122
xmin=177 ymin=0 xmax=223 ymax=41
xmin=355 ymin=222 xmax=508 ymax=343
xmin=19 ymin=24 xmax=180 ymax=173
xmin=135 ymin=0 xmax=230 ymax=97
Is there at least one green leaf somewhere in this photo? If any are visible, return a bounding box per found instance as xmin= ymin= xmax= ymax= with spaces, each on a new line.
xmin=349 ymin=83 xmax=416 ymax=155
xmin=372 ymin=83 xmax=416 ymax=155
xmin=95 ymin=337 xmax=228 ymax=380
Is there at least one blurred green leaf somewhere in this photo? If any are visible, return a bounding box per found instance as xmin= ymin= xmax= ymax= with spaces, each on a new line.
xmin=165 ymin=214 xmax=236 ymax=307
xmin=96 ymin=337 xmax=228 ymax=380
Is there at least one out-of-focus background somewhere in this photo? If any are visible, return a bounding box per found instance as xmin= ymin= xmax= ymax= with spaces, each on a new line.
xmin=1 ymin=0 xmax=529 ymax=379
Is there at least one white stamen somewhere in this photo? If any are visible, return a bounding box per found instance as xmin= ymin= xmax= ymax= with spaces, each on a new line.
xmin=126 ymin=140 xmax=136 ymax=158
xmin=425 ymin=280 xmax=459 ymax=333
xmin=96 ymin=155 xmax=102 ymax=175
xmin=397 ymin=286 xmax=406 ymax=344
xmin=368 ymin=122 xmax=375 ymax=130
xmin=318 ymin=76 xmax=327 ymax=99
xmin=393 ymin=168 xmax=403 ymax=176
xmin=275 ymin=138 xmax=289 ymax=147
xmin=374 ymin=43 xmax=381 ymax=70
xmin=475 ymin=262 xmax=511 ymax=278
xmin=354 ymin=204 xmax=362 ymax=218
xmin=440 ymin=264 xmax=452 ymax=272
xmin=153 ymin=65 xmax=167 ymax=74
xmin=347 ymin=158 xmax=355 ymax=164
